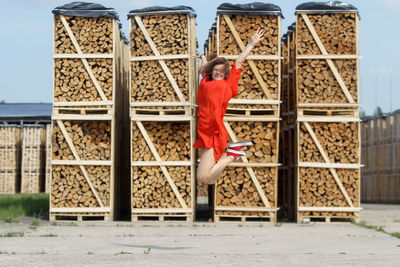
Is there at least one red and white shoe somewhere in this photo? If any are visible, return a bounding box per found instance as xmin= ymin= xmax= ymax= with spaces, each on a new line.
xmin=227 ymin=149 xmax=246 ymax=161
xmin=228 ymin=140 xmax=253 ymax=151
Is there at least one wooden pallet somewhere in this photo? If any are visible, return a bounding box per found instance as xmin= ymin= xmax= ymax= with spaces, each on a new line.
xmin=225 ymin=107 xmax=279 ymax=118
xmin=130 ymin=106 xmax=191 ymax=117
xmin=298 ymin=215 xmax=359 ymax=223
xmin=53 ymin=106 xmax=113 ymax=116
xmin=131 ymin=212 xmax=192 ymax=222
xmin=129 ymin=9 xmax=197 ymax=108
xmin=50 ymin=212 xmax=112 ymax=222
xmin=214 ymin=214 xmax=275 ymax=223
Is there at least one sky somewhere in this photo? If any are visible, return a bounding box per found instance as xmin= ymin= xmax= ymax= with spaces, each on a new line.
xmin=0 ymin=0 xmax=399 ymax=115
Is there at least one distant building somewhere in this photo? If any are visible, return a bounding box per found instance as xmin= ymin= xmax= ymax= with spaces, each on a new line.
xmin=0 ymin=103 xmax=52 ymax=125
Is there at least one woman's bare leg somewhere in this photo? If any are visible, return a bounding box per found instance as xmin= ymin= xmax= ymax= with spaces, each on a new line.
xmin=197 ymin=148 xmax=234 ymax=184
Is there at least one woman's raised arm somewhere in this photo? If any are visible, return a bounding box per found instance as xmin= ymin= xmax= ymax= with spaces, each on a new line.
xmin=193 ymin=54 xmax=208 ymax=72
xmin=235 ymin=28 xmax=265 ymax=69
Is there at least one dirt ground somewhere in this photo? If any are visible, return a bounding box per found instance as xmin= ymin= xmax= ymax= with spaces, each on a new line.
xmin=1 ymin=204 xmax=399 ymax=267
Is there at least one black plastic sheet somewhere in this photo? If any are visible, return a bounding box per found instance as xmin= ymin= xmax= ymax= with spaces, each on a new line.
xmin=295 ymin=1 xmax=358 ymax=14
xmin=128 ymin=6 xmax=196 ymax=18
xmin=52 ymin=2 xmax=118 ymax=19
xmin=217 ymin=2 xmax=283 ymax=17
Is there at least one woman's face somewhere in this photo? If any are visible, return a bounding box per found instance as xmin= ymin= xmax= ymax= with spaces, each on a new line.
xmin=212 ymin=64 xmax=225 ymax=81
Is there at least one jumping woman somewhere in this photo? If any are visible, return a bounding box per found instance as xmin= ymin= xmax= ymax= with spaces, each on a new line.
xmin=194 ymin=28 xmax=265 ymax=185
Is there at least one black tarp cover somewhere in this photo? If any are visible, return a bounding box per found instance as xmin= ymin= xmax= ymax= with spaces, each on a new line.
xmin=128 ymin=6 xmax=196 ymax=18
xmin=217 ymin=2 xmax=283 ymax=17
xmin=52 ymin=2 xmax=118 ymax=19
xmin=295 ymin=1 xmax=358 ymax=13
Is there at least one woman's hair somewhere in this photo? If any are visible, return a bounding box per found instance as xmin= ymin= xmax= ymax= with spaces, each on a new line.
xmin=202 ymin=57 xmax=230 ymax=80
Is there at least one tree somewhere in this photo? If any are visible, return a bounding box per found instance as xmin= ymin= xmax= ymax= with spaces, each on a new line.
xmin=0 ymin=100 xmax=5 ymax=104
xmin=374 ymin=106 xmax=383 ymax=117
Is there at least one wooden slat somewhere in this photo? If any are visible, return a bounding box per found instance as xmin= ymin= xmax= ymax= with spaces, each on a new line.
xmin=52 ymin=115 xmax=113 ymax=121
xmin=52 ymin=160 xmax=112 ymax=166
xmin=135 ymin=121 xmax=188 ymax=209
xmin=303 ymin=122 xmax=354 ymax=207
xmin=131 ymin=208 xmax=192 ymax=213
xmin=56 ymin=120 xmax=105 ymax=208
xmin=59 ymin=15 xmax=108 ymax=102
xmin=301 ymin=14 xmax=355 ymax=104
xmin=130 ymin=55 xmax=190 ymax=61
xmin=298 ymin=207 xmax=362 ymax=212
xmin=298 ymin=162 xmax=361 ymax=169
xmin=222 ymin=15 xmax=273 ymax=100
xmin=50 ymin=207 xmax=111 ymax=213
xmin=296 ymin=55 xmax=359 ymax=60
xmin=54 ymin=54 xmax=113 ymax=59
xmin=134 ymin=15 xmax=186 ymax=103
xmin=215 ymin=207 xmax=279 ymax=212
xmin=131 ymin=161 xmax=192 ymax=166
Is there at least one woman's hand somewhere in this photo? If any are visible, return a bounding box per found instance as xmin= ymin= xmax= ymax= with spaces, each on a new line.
xmin=248 ymin=28 xmax=265 ymax=45
xmin=192 ymin=54 xmax=208 ymax=69
xmin=235 ymin=28 xmax=265 ymax=68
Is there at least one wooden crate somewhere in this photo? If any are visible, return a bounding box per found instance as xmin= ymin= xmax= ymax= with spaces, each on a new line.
xmin=216 ymin=5 xmax=282 ymax=110
xmin=204 ymin=23 xmax=217 ymax=61
xmin=50 ymin=113 xmax=116 ymax=221
xmin=295 ymin=7 xmax=359 ymax=108
xmin=45 ymin=124 xmax=52 ymax=194
xmin=281 ymin=34 xmax=289 ymax=116
xmin=296 ymin=111 xmax=361 ymax=222
xmin=20 ymin=127 xmax=46 ymax=194
xmin=128 ymin=7 xmax=197 ymax=110
xmin=53 ymin=4 xmax=125 ymax=108
xmin=214 ymin=116 xmax=280 ymax=222
xmin=0 ymin=127 xmax=21 ymax=194
xmin=130 ymin=114 xmax=195 ymax=221
xmin=288 ymin=26 xmax=296 ymax=113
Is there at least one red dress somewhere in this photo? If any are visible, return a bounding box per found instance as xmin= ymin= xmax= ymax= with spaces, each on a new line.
xmin=193 ymin=63 xmax=243 ymax=162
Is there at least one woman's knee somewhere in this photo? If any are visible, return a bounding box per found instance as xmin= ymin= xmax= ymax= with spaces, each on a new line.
xmin=198 ymin=175 xmax=213 ymax=184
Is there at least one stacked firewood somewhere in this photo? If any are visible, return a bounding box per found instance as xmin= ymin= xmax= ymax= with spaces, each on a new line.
xmin=289 ymin=3 xmax=360 ymax=221
xmin=54 ymin=15 xmax=113 ymax=54
xmin=131 ymin=59 xmax=189 ymax=102
xmin=129 ymin=10 xmax=195 ymax=105
xmin=51 ymin=165 xmax=111 ymax=207
xmin=53 ymin=13 xmax=118 ymax=103
xmin=51 ymin=121 xmax=112 ymax=207
xmin=296 ymin=12 xmax=358 ymax=105
xmin=54 ymin=59 xmax=113 ymax=102
xmin=51 ymin=3 xmax=125 ymax=220
xmin=215 ymin=167 xmax=276 ymax=216
xmin=298 ymin=122 xmax=359 ymax=164
xmin=203 ymin=4 xmax=283 ymax=221
xmin=129 ymin=7 xmax=196 ymax=219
